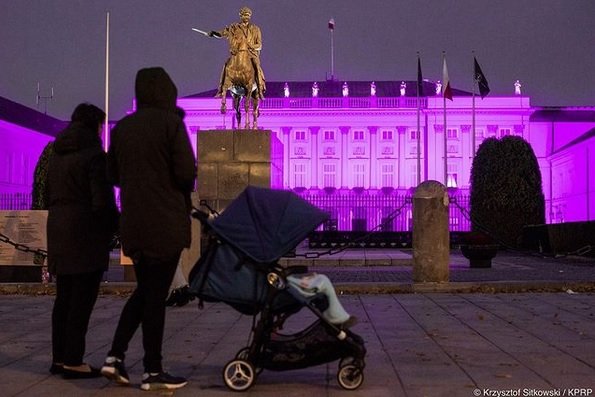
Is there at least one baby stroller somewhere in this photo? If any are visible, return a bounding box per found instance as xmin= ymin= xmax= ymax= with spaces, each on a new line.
xmin=188 ymin=186 xmax=366 ymax=391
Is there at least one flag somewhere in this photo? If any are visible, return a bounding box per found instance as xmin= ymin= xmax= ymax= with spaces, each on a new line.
xmin=417 ymin=56 xmax=424 ymax=96
xmin=442 ymin=56 xmax=453 ymax=100
xmin=328 ymin=18 xmax=335 ymax=30
xmin=474 ymin=57 xmax=490 ymax=99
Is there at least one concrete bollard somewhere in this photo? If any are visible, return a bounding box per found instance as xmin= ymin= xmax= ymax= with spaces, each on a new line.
xmin=412 ymin=180 xmax=450 ymax=283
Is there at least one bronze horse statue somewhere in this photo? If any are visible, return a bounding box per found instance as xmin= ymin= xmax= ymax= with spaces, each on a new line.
xmin=219 ymin=49 xmax=261 ymax=129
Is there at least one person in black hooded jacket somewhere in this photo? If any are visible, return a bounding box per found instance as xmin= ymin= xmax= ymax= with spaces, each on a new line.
xmin=46 ymin=103 xmax=118 ymax=378
xmin=101 ymin=67 xmax=195 ymax=391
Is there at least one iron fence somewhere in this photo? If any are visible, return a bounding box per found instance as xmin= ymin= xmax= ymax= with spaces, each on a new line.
xmin=0 ymin=192 xmax=32 ymax=210
xmin=0 ymin=189 xmax=471 ymax=232
xmin=296 ymin=189 xmax=470 ymax=232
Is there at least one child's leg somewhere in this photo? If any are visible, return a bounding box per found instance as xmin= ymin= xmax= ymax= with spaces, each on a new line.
xmin=287 ymin=273 xmax=351 ymax=324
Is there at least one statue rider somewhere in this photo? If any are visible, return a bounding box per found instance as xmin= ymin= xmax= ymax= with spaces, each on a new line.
xmin=210 ymin=6 xmax=266 ymax=99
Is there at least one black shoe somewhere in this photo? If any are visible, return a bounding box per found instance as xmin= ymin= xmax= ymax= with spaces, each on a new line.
xmin=62 ymin=365 xmax=102 ymax=379
xmin=340 ymin=316 xmax=358 ymax=330
xmin=101 ymin=356 xmax=130 ymax=385
xmin=49 ymin=363 xmax=63 ymax=375
xmin=140 ymin=372 xmax=188 ymax=391
xmin=166 ymin=286 xmax=194 ymax=307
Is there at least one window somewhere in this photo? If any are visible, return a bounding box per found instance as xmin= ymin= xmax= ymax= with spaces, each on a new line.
xmin=447 ymin=163 xmax=458 ymax=188
xmin=381 ymin=163 xmax=394 ymax=187
xmin=295 ymin=130 xmax=306 ymax=141
xmin=322 ymin=163 xmax=336 ymax=188
xmin=293 ymin=163 xmax=306 ymax=188
xmin=353 ymin=130 xmax=364 ymax=141
xmin=474 ymin=129 xmax=484 ymax=138
xmin=500 ymin=128 xmax=511 ymax=137
xmin=353 ymin=163 xmax=365 ymax=187
xmin=323 ymin=130 xmax=335 ymax=141
xmin=381 ymin=130 xmax=393 ymax=140
xmin=447 ymin=128 xmax=459 ymax=139
xmin=409 ymin=130 xmax=420 ymax=140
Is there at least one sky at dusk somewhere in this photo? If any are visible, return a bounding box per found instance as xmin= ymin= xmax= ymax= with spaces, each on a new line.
xmin=1 ymin=0 xmax=594 ymax=121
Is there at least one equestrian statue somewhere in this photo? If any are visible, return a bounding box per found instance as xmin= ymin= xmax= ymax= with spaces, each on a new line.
xmin=207 ymin=6 xmax=266 ymax=129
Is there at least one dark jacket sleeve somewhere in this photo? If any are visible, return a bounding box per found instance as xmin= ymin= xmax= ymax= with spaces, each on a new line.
xmin=89 ymin=150 xmax=120 ymax=235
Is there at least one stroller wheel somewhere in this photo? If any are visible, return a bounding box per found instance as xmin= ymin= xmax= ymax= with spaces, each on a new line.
xmin=337 ymin=364 xmax=364 ymax=390
xmin=236 ymin=348 xmax=264 ymax=375
xmin=223 ymin=359 xmax=255 ymax=391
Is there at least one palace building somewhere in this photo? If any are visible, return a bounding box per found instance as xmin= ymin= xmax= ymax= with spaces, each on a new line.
xmin=1 ymin=79 xmax=594 ymax=230
xmin=177 ymin=80 xmax=594 ymax=229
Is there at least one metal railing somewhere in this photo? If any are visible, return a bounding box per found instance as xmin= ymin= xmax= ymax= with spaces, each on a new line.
xmin=0 ymin=192 xmax=32 ymax=210
xmin=295 ymin=189 xmax=470 ymax=232
xmin=0 ymin=189 xmax=471 ymax=231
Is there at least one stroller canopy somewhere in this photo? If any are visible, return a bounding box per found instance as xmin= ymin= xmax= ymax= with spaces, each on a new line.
xmin=210 ymin=186 xmax=328 ymax=263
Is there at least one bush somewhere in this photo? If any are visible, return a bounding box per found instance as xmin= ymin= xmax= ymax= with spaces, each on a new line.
xmin=470 ymin=135 xmax=545 ymax=247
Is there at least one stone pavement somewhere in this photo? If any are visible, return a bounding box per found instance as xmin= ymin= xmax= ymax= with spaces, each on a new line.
xmin=0 ymin=292 xmax=594 ymax=397
xmin=0 ymin=249 xmax=594 ymax=396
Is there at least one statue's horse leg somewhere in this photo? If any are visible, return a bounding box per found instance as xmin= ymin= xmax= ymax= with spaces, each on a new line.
xmin=244 ymin=92 xmax=251 ymax=129
xmin=252 ymin=93 xmax=259 ymax=130
xmin=233 ymin=94 xmax=242 ymax=129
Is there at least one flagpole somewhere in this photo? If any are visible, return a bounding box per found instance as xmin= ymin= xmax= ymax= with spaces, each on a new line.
xmin=472 ymin=51 xmax=476 ymax=158
xmin=329 ymin=18 xmax=335 ymax=80
xmin=416 ymin=52 xmax=421 ymax=186
xmin=442 ymin=52 xmax=448 ymax=186
xmin=103 ymin=11 xmax=110 ymax=152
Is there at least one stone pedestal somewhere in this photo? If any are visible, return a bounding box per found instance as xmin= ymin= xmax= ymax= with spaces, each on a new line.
xmin=196 ymin=129 xmax=283 ymax=213
xmin=412 ymin=181 xmax=450 ymax=283
xmin=185 ymin=129 xmax=283 ymax=279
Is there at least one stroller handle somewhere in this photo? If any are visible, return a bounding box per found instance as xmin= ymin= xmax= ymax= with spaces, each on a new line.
xmin=191 ymin=208 xmax=210 ymax=223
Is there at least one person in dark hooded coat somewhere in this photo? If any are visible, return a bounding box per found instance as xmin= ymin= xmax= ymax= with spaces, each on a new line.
xmin=46 ymin=102 xmax=118 ymax=378
xmin=101 ymin=67 xmax=195 ymax=391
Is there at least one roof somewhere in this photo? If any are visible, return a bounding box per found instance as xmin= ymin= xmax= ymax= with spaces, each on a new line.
xmin=530 ymin=108 xmax=595 ymax=122
xmin=0 ymin=96 xmax=67 ymax=137
xmin=184 ymin=80 xmax=472 ymax=99
xmin=552 ymin=127 xmax=595 ymax=155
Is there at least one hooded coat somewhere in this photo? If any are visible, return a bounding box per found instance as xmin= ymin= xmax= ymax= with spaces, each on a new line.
xmin=107 ymin=67 xmax=196 ymax=260
xmin=46 ymin=123 xmax=118 ymax=275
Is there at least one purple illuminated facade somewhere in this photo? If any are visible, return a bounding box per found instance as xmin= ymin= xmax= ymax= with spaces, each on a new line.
xmin=2 ymin=81 xmax=594 ymax=229
xmin=178 ymin=81 xmax=595 ymax=228
xmin=0 ymin=97 xmax=66 ymax=208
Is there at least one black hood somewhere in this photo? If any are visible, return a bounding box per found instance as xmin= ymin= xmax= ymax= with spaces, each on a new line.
xmin=135 ymin=67 xmax=178 ymax=110
xmin=53 ymin=122 xmax=100 ymax=155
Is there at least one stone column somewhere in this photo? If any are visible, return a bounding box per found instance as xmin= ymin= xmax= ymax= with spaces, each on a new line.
xmin=460 ymin=124 xmax=471 ymax=187
xmin=281 ymin=126 xmax=292 ymax=188
xmin=309 ymin=126 xmax=320 ymax=188
xmin=368 ymin=126 xmax=378 ymax=188
xmin=412 ymin=180 xmax=449 ymax=283
xmin=339 ymin=126 xmax=350 ymax=188
xmin=397 ymin=126 xmax=407 ymax=187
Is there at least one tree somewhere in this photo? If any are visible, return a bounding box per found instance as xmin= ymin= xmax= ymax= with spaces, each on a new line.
xmin=469 ymin=135 xmax=545 ymax=247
